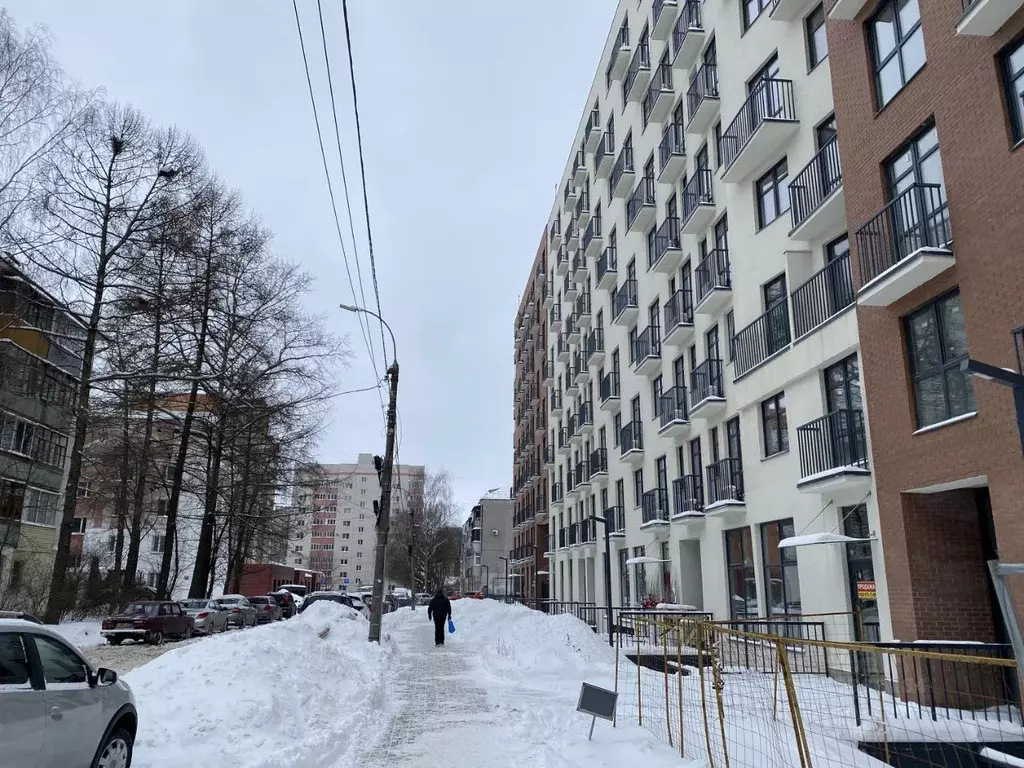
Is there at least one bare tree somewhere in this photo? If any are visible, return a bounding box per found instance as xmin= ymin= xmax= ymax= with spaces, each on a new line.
xmin=387 ymin=470 xmax=462 ymax=592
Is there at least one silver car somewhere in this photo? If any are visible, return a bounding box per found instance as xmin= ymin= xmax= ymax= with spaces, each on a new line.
xmin=217 ymin=595 xmax=258 ymax=628
xmin=0 ymin=619 xmax=137 ymax=768
xmin=180 ymin=599 xmax=229 ymax=634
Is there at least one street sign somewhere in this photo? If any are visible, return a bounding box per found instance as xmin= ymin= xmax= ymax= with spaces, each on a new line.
xmin=343 ymin=577 xmax=351 ymax=585
xmin=576 ymin=682 xmax=617 ymax=741
xmin=856 ymin=580 xmax=876 ymax=600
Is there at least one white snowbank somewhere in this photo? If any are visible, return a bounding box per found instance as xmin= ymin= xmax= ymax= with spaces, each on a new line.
xmin=125 ymin=602 xmax=392 ymax=768
xmin=50 ymin=621 xmax=105 ymax=648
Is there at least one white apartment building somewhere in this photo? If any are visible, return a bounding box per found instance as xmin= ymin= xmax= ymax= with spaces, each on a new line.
xmin=542 ymin=0 xmax=890 ymax=639
xmin=292 ymin=454 xmax=424 ymax=591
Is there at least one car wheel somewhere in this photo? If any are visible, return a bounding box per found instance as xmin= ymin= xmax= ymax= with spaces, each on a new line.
xmin=148 ymin=630 xmax=164 ymax=646
xmin=92 ymin=726 xmax=133 ymax=768
xmin=183 ymin=625 xmax=194 ymax=640
xmin=106 ymin=637 xmax=122 ymax=646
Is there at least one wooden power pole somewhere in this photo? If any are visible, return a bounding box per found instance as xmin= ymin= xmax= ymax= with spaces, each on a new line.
xmin=368 ymin=361 xmax=399 ymax=643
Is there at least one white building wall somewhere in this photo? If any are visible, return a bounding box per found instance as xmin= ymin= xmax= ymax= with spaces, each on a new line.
xmin=542 ymin=0 xmax=892 ymax=637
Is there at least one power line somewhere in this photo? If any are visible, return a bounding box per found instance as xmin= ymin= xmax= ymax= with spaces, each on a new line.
xmin=290 ymin=0 xmax=385 ymax=409
xmin=341 ymin=0 xmax=388 ymax=367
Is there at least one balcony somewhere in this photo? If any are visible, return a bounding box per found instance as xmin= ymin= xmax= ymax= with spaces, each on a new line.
xmin=556 ymin=333 xmax=569 ymax=362
xmin=612 ymin=146 xmax=637 ymax=201
xmin=557 ymin=526 xmax=567 ymax=548
xmin=624 ymin=39 xmax=652 ymax=103
xmin=565 ymin=366 xmax=580 ymax=396
xmin=612 ymin=279 xmax=639 ymax=326
xmin=586 ymin=327 xmax=605 ymax=366
xmin=694 ymin=248 xmax=732 ymax=316
xmin=558 ymin=427 xmax=572 ymax=456
xmin=649 ymin=216 xmax=683 ymax=274
xmin=544 ymin=445 xmax=555 ymax=468
xmin=549 ymin=219 xmax=562 ymax=249
xmin=685 ymin=62 xmax=720 ymax=136
xmin=575 ymin=292 xmax=592 ymax=328
xmin=555 ymin=246 xmax=569 ymax=276
xmin=575 ymin=188 xmax=591 ymax=231
xmin=595 ymin=133 xmax=615 ymax=179
xmin=642 ymin=60 xmax=674 ymax=126
xmin=671 ymin=0 xmax=706 ymax=71
xmin=572 ymin=252 xmax=588 ymax=285
xmin=620 ymin=420 xmax=644 ymax=465
xmin=549 ymin=303 xmax=562 ymax=333
xmin=563 ymin=272 xmax=578 ymax=303
xmin=542 ymin=360 xmax=555 ymax=384
xmin=663 ymin=287 xmax=695 ymax=347
xmin=705 ymin=457 xmax=745 ymax=520
xmin=792 ymin=251 xmax=854 ymax=341
xmin=577 ymin=401 xmax=594 ymax=435
xmin=583 ymin=214 xmax=603 ymax=259
xmin=551 ymin=483 xmax=564 ymax=508
xmin=565 ymin=217 xmax=580 ymax=251
xmin=564 ymin=181 xmax=576 ymax=210
xmin=566 ymin=314 xmax=580 ymax=345
xmin=789 ymin=136 xmax=844 ymax=241
xmin=580 ymin=518 xmax=597 ymax=547
xmin=606 ymin=24 xmax=631 ymax=81
xmin=720 ymin=79 xmax=799 ymax=184
xmin=770 ymin=0 xmax=818 ymax=22
xmin=543 ymin=282 xmax=554 ymax=309
xmin=796 ymin=409 xmax=871 ymax=499
xmin=568 ymin=522 xmax=580 ymax=546
xmin=641 ymin=489 xmax=670 ymax=528
xmin=597 ymin=244 xmax=618 ymax=290
xmin=658 ymin=123 xmax=687 ymax=185
xmin=689 ymin=359 xmax=726 ymax=420
xmin=576 ymin=357 xmax=591 ymax=387
xmin=680 ymin=168 xmax=716 ymax=235
xmin=566 ymin=469 xmax=579 ymax=501
xmin=631 ymin=326 xmax=662 ymax=377
xmin=550 ymin=389 xmax=563 ymax=416
xmin=958 ymin=0 xmax=1023 ymax=35
xmin=584 ymin=106 xmax=603 ymax=153
xmin=856 ymin=183 xmax=953 ymax=307
xmin=544 ymin=535 xmax=554 ymax=556
xmin=605 ymin=505 xmax=626 ymax=537
xmin=626 ymin=177 xmax=657 ymax=232
xmin=599 ymin=371 xmax=621 ymax=412
xmin=572 ymin=150 xmax=587 ymax=187
xmin=589 ymin=448 xmax=608 ymax=484
xmin=733 ymin=301 xmax=791 ymax=379
xmin=828 ymin=0 xmax=870 ymax=18
xmin=575 ymin=459 xmax=591 ymax=490
xmin=658 ymin=386 xmax=689 ymax=438
xmin=672 ymin=475 xmax=704 ymax=522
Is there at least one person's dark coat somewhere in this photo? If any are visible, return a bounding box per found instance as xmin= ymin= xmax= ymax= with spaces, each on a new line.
xmin=427 ymin=591 xmax=451 ymax=624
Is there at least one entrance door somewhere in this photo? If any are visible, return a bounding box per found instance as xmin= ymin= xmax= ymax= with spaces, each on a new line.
xmin=843 ymin=504 xmax=877 ymax=640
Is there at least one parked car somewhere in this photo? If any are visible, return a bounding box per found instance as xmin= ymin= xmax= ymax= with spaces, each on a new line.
xmin=180 ymin=599 xmax=229 ymax=634
xmin=0 ymin=618 xmax=138 ymax=768
xmin=345 ymin=593 xmax=370 ymax=618
xmin=269 ymin=589 xmax=297 ymax=619
xmin=100 ymin=601 xmax=194 ymax=646
xmin=299 ymin=591 xmax=355 ymax=613
xmin=217 ymin=595 xmax=258 ymax=628
xmin=277 ymin=584 xmax=308 ymax=609
xmin=415 ymin=593 xmax=432 ymax=606
xmin=0 ymin=610 xmax=42 ymax=624
xmin=247 ymin=596 xmax=283 ymax=624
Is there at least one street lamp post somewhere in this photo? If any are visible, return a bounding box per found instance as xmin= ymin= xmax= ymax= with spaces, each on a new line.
xmin=589 ymin=513 xmax=616 ymax=648
xmin=960 ymin=350 xmax=1024 ymax=456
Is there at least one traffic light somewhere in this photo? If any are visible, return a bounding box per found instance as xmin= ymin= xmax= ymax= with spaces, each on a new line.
xmin=373 ymin=499 xmax=380 ymax=526
xmin=373 ymin=455 xmax=384 ymax=486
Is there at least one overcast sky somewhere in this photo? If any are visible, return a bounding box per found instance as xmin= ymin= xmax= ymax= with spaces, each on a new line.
xmin=4 ymin=1 xmax=617 ymax=513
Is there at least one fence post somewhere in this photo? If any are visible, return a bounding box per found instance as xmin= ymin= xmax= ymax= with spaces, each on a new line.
xmin=663 ymin=622 xmax=673 ymax=748
xmin=696 ymin=625 xmax=716 ymax=768
xmin=677 ymin=619 xmax=685 ymax=758
xmin=711 ymin=636 xmax=731 ymax=768
xmin=776 ymin=641 xmax=812 ymax=768
xmin=613 ymin=614 xmax=621 ymax=728
xmin=637 ymin=615 xmax=644 ymax=727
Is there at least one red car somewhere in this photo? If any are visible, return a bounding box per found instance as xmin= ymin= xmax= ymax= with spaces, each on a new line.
xmin=101 ymin=600 xmax=195 ymax=645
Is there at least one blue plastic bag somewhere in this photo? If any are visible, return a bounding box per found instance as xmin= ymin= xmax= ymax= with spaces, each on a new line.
xmin=447 ymin=617 xmax=455 ymax=634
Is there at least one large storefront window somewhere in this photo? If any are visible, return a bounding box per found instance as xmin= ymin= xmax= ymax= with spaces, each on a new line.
xmin=760 ymin=519 xmax=801 ymax=617
xmin=725 ymin=528 xmax=755 ymax=619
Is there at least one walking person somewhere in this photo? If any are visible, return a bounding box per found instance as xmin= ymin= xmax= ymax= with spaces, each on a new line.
xmin=427 ymin=589 xmax=452 ymax=647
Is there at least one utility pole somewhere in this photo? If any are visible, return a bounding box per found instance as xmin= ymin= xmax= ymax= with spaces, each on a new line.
xmin=368 ymin=362 xmax=399 ymax=643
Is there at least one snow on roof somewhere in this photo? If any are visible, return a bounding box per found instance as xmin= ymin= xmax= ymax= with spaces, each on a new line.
xmin=778 ymin=532 xmax=875 ymax=548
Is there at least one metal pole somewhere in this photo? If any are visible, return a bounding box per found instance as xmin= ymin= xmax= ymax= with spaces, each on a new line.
xmin=499 ymin=555 xmax=509 ymax=603
xmin=367 ymin=362 xmax=399 ymax=643
xmin=590 ymin=515 xmax=615 ymax=648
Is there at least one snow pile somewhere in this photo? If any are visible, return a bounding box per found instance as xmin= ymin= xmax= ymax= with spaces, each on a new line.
xmin=51 ymin=621 xmax=104 ymax=648
xmin=126 ymin=601 xmax=392 ymax=768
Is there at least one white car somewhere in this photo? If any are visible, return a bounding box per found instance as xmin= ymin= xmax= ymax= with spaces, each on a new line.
xmin=345 ymin=594 xmax=370 ymax=618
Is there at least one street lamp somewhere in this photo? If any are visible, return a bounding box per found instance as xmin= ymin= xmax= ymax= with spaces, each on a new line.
xmin=339 ymin=303 xmax=397 ymax=365
xmin=959 ymin=352 xmax=1024 ymax=456
xmin=588 ymin=513 xmax=616 ymax=648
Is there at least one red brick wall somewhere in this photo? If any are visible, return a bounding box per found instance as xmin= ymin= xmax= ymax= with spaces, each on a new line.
xmin=827 ymin=4 xmax=1024 ymax=638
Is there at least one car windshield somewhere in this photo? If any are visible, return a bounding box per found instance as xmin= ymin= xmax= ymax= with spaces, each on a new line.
xmin=219 ymin=598 xmax=241 ymax=605
xmin=121 ymin=603 xmax=158 ymax=616
xmin=249 ymin=597 xmax=268 ymax=604
xmin=181 ymin=600 xmax=208 ymax=609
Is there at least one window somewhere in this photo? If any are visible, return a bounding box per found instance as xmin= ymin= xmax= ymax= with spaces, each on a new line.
xmin=23 ymin=488 xmax=58 ymax=526
xmin=905 ymin=291 xmax=974 ymax=428
xmin=713 ymin=122 xmax=723 ymax=169
xmin=71 ymin=517 xmax=86 ymax=534
xmin=806 ymin=4 xmax=827 ymax=69
xmin=743 ymin=0 xmax=771 ymax=30
xmin=761 ymin=392 xmax=789 ymax=456
xmin=725 ymin=528 xmax=755 ymax=619
xmin=727 ymin=416 xmax=742 ymax=462
xmin=652 ymin=376 xmax=663 ymax=419
xmin=755 ymin=159 xmax=790 ymax=229
xmin=107 ymin=535 xmax=115 ymax=553
xmin=1003 ymin=39 xmax=1024 ymax=144
xmin=763 ymin=274 xmax=790 ymax=356
xmin=35 ymin=634 xmax=88 ymax=684
xmin=342 ymin=520 xmax=351 ymax=527
xmin=0 ymin=633 xmax=30 ymax=686
xmin=870 ymin=0 xmax=925 ymax=108
xmin=77 ymin=480 xmax=92 ymax=498
xmin=726 ymin=310 xmax=735 ymax=361
xmin=633 ymin=468 xmax=643 ymax=508
xmin=151 ymin=535 xmax=166 ymax=553
xmin=761 ymin=519 xmax=800 ymax=617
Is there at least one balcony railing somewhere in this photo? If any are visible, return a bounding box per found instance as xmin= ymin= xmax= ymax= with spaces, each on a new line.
xmin=671 ymin=0 xmax=703 ymax=59
xmin=664 ymin=287 xmax=694 ymax=331
xmin=549 ymin=390 xmax=562 ymax=413
xmin=631 ymin=326 xmax=661 ymax=367
xmin=556 ymin=248 xmax=568 ymax=271
xmin=574 ymin=460 xmax=590 ymax=486
xmin=624 ymin=37 xmax=651 ymax=98
xmin=613 ymin=278 xmax=639 ymax=320
xmin=564 ymin=218 xmax=577 ymax=245
xmin=589 ymin=447 xmax=607 ymax=476
xmin=605 ymin=505 xmax=625 ymax=534
xmin=586 ymin=327 xmax=604 ymax=359
xmin=642 ymin=60 xmax=673 ymax=124
xmin=566 ymin=467 xmax=577 ymax=495
xmin=558 ymin=527 xmax=567 ymax=548
xmin=789 ymin=136 xmax=842 ymax=231
xmin=855 ymin=183 xmax=951 ymax=289
xmin=583 ymin=214 xmax=602 ymax=252
xmin=595 ymin=132 xmax=614 ymax=171
xmin=580 ymin=517 xmax=596 ymax=543
xmin=682 ymin=168 xmax=714 ymax=225
xmin=569 ymin=523 xmax=581 ymax=546
xmin=733 ymin=301 xmax=791 ymax=378
xmin=792 ymin=252 xmax=854 ymax=339
xmin=610 ymin=144 xmax=635 ymax=193
xmin=672 ymin=474 xmax=704 ymax=514
xmin=572 ymin=150 xmax=586 ymax=180
xmin=575 ymin=185 xmax=591 ymax=222
xmin=686 ymin=62 xmax=719 ymax=121
xmin=598 ymin=244 xmax=618 ymax=283
xmin=720 ymin=79 xmax=797 ymax=173
xmin=575 ymin=291 xmax=591 ymax=319
xmin=659 ymin=386 xmax=688 ymax=428
xmin=642 ymin=488 xmax=670 ymax=524
xmin=551 ymin=483 xmax=563 ymax=504
xmin=650 ymin=216 xmax=681 ymax=270
xmin=600 ymin=371 xmax=620 ymax=403
xmin=585 ymin=106 xmax=601 ymax=146
xmin=620 ymin=420 xmax=643 ymax=455
xmin=577 ymin=401 xmax=593 ymax=430
xmin=549 ymin=218 xmax=561 ymax=243
xmin=658 ymin=123 xmax=686 ymax=174
xmin=706 ymin=457 xmax=744 ymax=505
xmin=626 ymin=177 xmax=656 ymax=230
xmin=690 ymin=359 xmax=724 ymax=404
xmin=796 ymin=409 xmax=869 ymax=480
xmin=695 ymin=248 xmax=731 ymax=305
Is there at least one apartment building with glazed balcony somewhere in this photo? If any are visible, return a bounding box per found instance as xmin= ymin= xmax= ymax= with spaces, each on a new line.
xmin=511 ymin=235 xmax=550 ymax=603
xmin=542 ymin=0 xmax=887 ymax=637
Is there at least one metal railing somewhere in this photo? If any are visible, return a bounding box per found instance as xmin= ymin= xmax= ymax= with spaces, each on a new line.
xmin=789 ymin=136 xmax=842 ymax=231
xmin=549 ymin=390 xmax=562 ymax=413
xmin=595 ymin=131 xmax=614 ymax=170
xmin=575 ymin=291 xmax=591 ymax=319
xmin=586 ymin=327 xmax=604 ymax=359
xmin=568 ymin=521 xmax=580 ymax=546
xmin=627 ymin=176 xmax=656 ymax=229
xmin=671 ymin=0 xmax=703 ymax=60
xmin=642 ymin=60 xmax=673 ymax=124
xmin=557 ymin=527 xmax=567 ymax=548
xmin=613 ymin=278 xmax=639 ymax=320
xmin=583 ymin=213 xmax=602 ymax=252
xmin=686 ymin=61 xmax=719 ymax=122
xmin=610 ymin=143 xmax=635 ymax=192
xmin=721 ymin=78 xmax=797 ymax=173
xmin=577 ymin=400 xmax=593 ymax=430
xmin=681 ymin=168 xmax=714 ymax=227
xmin=664 ymin=287 xmax=694 ymax=333
xmin=585 ymin=106 xmax=601 ymax=145
xmin=604 ymin=505 xmax=625 ymax=534
xmin=658 ymin=122 xmax=686 ymax=175
xmin=624 ymin=36 xmax=651 ymax=98
xmin=597 ymin=243 xmax=618 ymax=285
xmin=631 ymin=325 xmax=662 ymax=367
xmin=574 ymin=459 xmax=590 ymax=487
xmin=672 ymin=474 xmax=704 ymax=514
xmin=796 ymin=409 xmax=869 ymax=480
xmin=706 ymin=457 xmax=744 ymax=505
xmin=659 ymin=385 xmax=688 ymax=428
xmin=620 ymin=420 xmax=643 ymax=455
xmin=855 ymin=182 xmax=951 ymax=288
xmin=690 ymin=359 xmax=723 ymax=405
xmin=650 ymin=216 xmax=682 ymax=271
xmin=792 ymin=251 xmax=854 ymax=339
xmin=695 ymin=248 xmax=730 ymax=305
xmin=733 ymin=301 xmax=791 ymax=378
xmin=580 ymin=517 xmax=597 ymax=543
xmin=642 ymin=488 xmax=670 ymax=524
xmin=600 ymin=371 xmax=620 ymax=403
xmin=589 ymin=447 xmax=607 ymax=476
